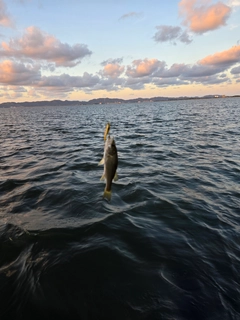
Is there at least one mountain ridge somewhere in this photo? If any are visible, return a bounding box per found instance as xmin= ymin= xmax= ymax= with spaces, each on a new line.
xmin=0 ymin=95 xmax=239 ymax=108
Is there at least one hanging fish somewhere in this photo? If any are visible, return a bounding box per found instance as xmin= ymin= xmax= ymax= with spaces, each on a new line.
xmin=99 ymin=135 xmax=118 ymax=201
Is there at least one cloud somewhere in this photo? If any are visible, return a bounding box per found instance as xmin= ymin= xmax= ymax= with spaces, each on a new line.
xmin=153 ymin=77 xmax=188 ymax=87
xmin=41 ymin=46 xmax=240 ymax=91
xmin=124 ymin=59 xmax=186 ymax=89
xmin=179 ymin=0 xmax=232 ymax=34
xmin=0 ymin=26 xmax=92 ymax=67
xmin=93 ymin=77 xmax=125 ymax=92
xmin=101 ymin=63 xmax=125 ymax=79
xmin=185 ymin=74 xmax=229 ymax=85
xmin=0 ymin=58 xmax=122 ymax=93
xmin=99 ymin=59 xmax=124 ymax=78
xmin=199 ymin=45 xmax=240 ymax=67
xmin=126 ymin=58 xmax=166 ymax=78
xmin=1 ymin=43 xmax=239 ymax=97
xmin=37 ymin=72 xmax=100 ymax=89
xmin=180 ymin=64 xmax=226 ymax=78
xmin=119 ymin=12 xmax=142 ymax=20
xmin=0 ymin=85 xmax=27 ymax=99
xmin=124 ymin=77 xmax=148 ymax=90
xmin=228 ymin=0 xmax=240 ymax=8
xmin=231 ymin=65 xmax=240 ymax=74
xmin=160 ymin=63 xmax=186 ymax=78
xmin=179 ymin=30 xmax=193 ymax=44
xmin=101 ymin=58 xmax=123 ymax=66
xmin=154 ymin=25 xmax=192 ymax=44
xmin=0 ymin=0 xmax=13 ymax=27
xmin=123 ymin=52 xmax=237 ymax=90
xmin=0 ymin=60 xmax=40 ymax=85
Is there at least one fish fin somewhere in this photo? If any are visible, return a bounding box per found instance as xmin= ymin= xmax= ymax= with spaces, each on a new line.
xmin=113 ymin=172 xmax=118 ymax=182
xmin=100 ymin=173 xmax=105 ymax=181
xmin=98 ymin=158 xmax=104 ymax=166
xmin=103 ymin=188 xmax=111 ymax=201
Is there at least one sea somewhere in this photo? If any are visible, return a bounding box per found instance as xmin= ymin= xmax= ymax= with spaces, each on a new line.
xmin=0 ymin=98 xmax=239 ymax=320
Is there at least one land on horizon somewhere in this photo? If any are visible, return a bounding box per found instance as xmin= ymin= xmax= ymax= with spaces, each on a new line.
xmin=0 ymin=94 xmax=240 ymax=108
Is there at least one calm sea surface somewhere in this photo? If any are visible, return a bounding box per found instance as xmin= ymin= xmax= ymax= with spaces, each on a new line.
xmin=0 ymin=98 xmax=240 ymax=320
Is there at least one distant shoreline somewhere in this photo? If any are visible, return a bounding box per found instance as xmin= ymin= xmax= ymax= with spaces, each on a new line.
xmin=0 ymin=94 xmax=239 ymax=108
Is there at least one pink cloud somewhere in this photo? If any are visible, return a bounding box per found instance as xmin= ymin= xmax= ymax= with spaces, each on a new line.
xmin=179 ymin=0 xmax=232 ymax=34
xmin=0 ymin=60 xmax=40 ymax=85
xmin=100 ymin=62 xmax=125 ymax=78
xmin=199 ymin=45 xmax=240 ymax=66
xmin=0 ymin=26 xmax=92 ymax=67
xmin=126 ymin=58 xmax=166 ymax=78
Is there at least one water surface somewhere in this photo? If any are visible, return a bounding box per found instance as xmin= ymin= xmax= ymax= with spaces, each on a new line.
xmin=0 ymin=98 xmax=240 ymax=319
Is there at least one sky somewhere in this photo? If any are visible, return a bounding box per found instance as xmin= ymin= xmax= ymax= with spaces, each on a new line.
xmin=0 ymin=0 xmax=240 ymax=102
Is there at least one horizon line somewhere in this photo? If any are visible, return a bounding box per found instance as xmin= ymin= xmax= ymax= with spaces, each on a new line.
xmin=0 ymin=94 xmax=240 ymax=107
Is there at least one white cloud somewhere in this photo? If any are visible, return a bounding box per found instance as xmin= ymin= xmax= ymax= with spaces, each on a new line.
xmin=228 ymin=0 xmax=240 ymax=7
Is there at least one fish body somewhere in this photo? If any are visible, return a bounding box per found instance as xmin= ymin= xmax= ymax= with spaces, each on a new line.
xmin=99 ymin=135 xmax=118 ymax=200
xmin=103 ymin=122 xmax=111 ymax=141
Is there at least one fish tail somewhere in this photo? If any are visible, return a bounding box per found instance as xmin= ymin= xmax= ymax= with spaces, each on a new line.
xmin=103 ymin=188 xmax=111 ymax=201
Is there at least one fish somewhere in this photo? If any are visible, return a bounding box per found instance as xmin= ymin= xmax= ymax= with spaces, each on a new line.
xmin=99 ymin=135 xmax=118 ymax=200
xmin=103 ymin=122 xmax=111 ymax=141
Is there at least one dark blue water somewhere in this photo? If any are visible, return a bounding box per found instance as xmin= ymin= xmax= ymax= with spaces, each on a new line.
xmin=0 ymin=98 xmax=240 ymax=320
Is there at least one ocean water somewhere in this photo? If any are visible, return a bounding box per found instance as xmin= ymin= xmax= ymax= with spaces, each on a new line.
xmin=0 ymin=98 xmax=240 ymax=320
